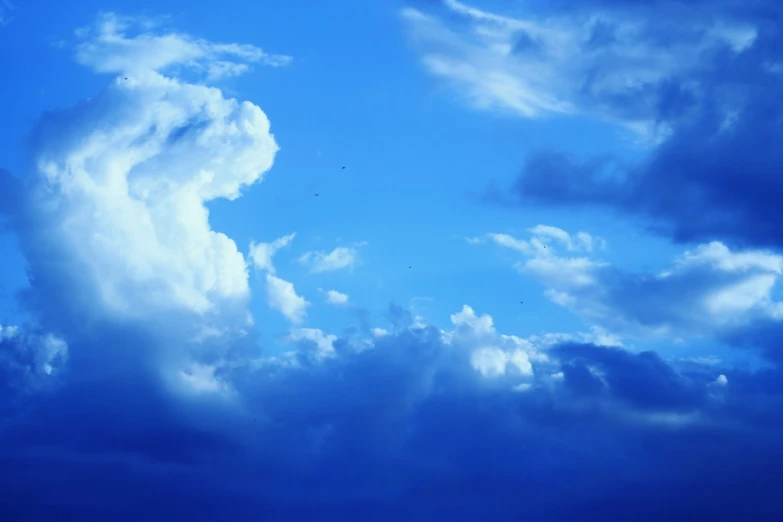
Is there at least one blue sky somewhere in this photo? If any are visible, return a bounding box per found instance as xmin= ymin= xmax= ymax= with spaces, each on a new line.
xmin=1 ymin=0 xmax=783 ymax=519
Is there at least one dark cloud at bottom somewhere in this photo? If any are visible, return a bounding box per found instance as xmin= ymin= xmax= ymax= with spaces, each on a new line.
xmin=1 ymin=325 xmax=783 ymax=521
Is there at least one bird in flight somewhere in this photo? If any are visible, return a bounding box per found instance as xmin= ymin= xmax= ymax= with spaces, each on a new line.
xmin=314 ymin=193 xmax=319 ymax=196
xmin=342 ymin=166 xmax=346 ymax=170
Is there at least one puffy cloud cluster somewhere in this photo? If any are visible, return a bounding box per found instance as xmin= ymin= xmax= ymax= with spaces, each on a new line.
xmin=14 ymin=40 xmax=282 ymax=335
xmin=3 ymin=306 xmax=781 ymax=520
xmin=0 ymin=13 xmax=288 ymax=398
xmin=474 ymin=226 xmax=783 ymax=338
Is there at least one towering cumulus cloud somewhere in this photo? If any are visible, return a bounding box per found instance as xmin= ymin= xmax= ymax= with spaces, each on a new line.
xmin=2 ymin=8 xmax=783 ymax=522
xmin=7 ymin=14 xmax=280 ymax=383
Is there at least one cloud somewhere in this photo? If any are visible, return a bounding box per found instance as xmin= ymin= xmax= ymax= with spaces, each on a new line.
xmin=469 ymin=225 xmax=604 ymax=258
xmin=0 ymin=12 xmax=291 ymax=403
xmin=2 ymin=21 xmax=284 ymax=332
xmin=288 ymin=327 xmax=337 ymax=358
xmin=476 ymin=227 xmax=783 ymax=338
xmin=483 ymin=1 xmax=783 ymax=249
xmin=3 ymin=304 xmax=783 ymax=520
xmin=299 ymin=246 xmax=359 ymax=273
xmin=265 ymin=274 xmax=309 ymax=324
xmin=323 ymin=289 xmax=350 ymax=306
xmin=248 ymin=233 xmax=308 ymax=323
xmin=0 ymin=325 xmax=67 ymax=401
xmin=528 ymin=224 xmax=606 ymax=252
xmin=74 ymin=12 xmax=291 ymax=78
xmin=249 ymin=233 xmax=296 ymax=274
xmin=401 ymin=0 xmax=755 ymax=137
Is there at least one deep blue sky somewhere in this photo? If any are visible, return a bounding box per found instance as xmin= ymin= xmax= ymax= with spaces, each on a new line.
xmin=1 ymin=0 xmax=783 ymax=520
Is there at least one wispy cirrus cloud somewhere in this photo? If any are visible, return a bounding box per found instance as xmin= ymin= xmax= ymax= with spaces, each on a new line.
xmin=74 ymin=12 xmax=291 ymax=78
xmin=402 ymin=0 xmax=756 ymax=138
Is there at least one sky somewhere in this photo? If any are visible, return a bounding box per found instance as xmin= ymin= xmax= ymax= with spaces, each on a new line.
xmin=1 ymin=0 xmax=783 ymax=519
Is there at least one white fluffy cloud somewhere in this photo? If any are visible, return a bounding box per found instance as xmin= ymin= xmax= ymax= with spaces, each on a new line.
xmin=402 ymin=0 xmax=756 ymax=137
xmin=0 ymin=14 xmax=293 ymax=396
xmin=323 ymin=289 xmax=350 ymax=306
xmin=248 ymin=233 xmax=310 ymax=324
xmin=441 ymin=305 xmax=550 ymax=386
xmin=249 ymin=233 xmax=296 ymax=274
xmin=288 ymin=327 xmax=337 ymax=358
xmin=299 ymin=246 xmax=359 ymax=273
xmin=16 ymin=14 xmax=286 ymax=330
xmin=266 ymin=274 xmax=309 ymax=324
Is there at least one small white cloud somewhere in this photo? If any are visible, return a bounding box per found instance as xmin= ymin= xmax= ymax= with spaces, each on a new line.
xmin=528 ymin=225 xmax=574 ymax=249
xmin=0 ymin=324 xmax=19 ymax=339
xmin=178 ymin=362 xmax=230 ymax=394
xmin=299 ymin=246 xmax=358 ymax=273
xmin=265 ymin=274 xmax=309 ymax=324
xmin=486 ymin=233 xmax=532 ymax=255
xmin=677 ymin=241 xmax=783 ymax=274
xmin=323 ymin=289 xmax=350 ymax=306
xmin=449 ymin=305 xmax=496 ymax=337
xmin=371 ymin=327 xmax=388 ymax=338
xmin=40 ymin=334 xmax=69 ymax=375
xmin=249 ymin=233 xmax=295 ymax=274
xmin=713 ymin=374 xmax=729 ymax=387
xmin=289 ymin=328 xmax=336 ymax=358
xmin=528 ymin=225 xmax=605 ymax=253
xmin=676 ymin=356 xmax=722 ymax=367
